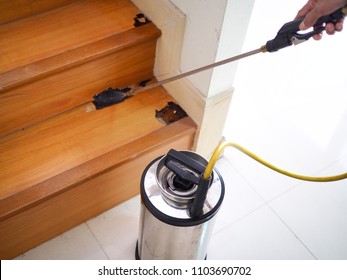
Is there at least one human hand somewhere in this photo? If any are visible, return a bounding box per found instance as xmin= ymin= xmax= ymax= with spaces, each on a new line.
xmin=295 ymin=0 xmax=347 ymax=40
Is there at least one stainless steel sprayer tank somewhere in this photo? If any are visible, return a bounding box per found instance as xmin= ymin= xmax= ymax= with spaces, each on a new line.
xmin=136 ymin=149 xmax=225 ymax=260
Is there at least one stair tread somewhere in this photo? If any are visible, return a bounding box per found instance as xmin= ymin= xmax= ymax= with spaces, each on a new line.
xmin=0 ymin=87 xmax=193 ymax=218
xmin=0 ymin=0 xmax=140 ymax=74
xmin=0 ymin=0 xmax=75 ymax=24
xmin=0 ymin=23 xmax=160 ymax=92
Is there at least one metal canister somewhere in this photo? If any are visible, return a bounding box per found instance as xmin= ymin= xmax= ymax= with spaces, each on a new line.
xmin=136 ymin=149 xmax=225 ymax=260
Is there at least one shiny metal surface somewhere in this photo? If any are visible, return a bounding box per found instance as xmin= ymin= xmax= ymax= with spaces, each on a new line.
xmin=137 ymin=151 xmax=224 ymax=260
xmin=138 ymin=202 xmax=217 ymax=260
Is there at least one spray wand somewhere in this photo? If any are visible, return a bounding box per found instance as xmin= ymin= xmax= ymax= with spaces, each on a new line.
xmin=93 ymin=6 xmax=347 ymax=109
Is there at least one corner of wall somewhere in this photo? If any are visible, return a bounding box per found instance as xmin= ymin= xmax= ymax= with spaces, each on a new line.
xmin=130 ymin=0 xmax=233 ymax=157
xmin=130 ymin=0 xmax=185 ymax=78
xmin=194 ymin=88 xmax=234 ymax=158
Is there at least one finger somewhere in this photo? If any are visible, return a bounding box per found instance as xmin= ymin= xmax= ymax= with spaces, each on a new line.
xmin=313 ymin=33 xmax=323 ymax=40
xmin=300 ymin=9 xmax=322 ymax=30
xmin=311 ymin=23 xmax=323 ymax=40
xmin=335 ymin=19 xmax=344 ymax=31
xmin=326 ymin=22 xmax=336 ymax=34
xmin=295 ymin=2 xmax=314 ymax=20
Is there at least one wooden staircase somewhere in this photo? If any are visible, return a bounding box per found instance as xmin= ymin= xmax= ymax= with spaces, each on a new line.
xmin=0 ymin=0 xmax=196 ymax=259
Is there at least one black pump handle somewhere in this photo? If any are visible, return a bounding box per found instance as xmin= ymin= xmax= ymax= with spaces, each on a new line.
xmin=165 ymin=160 xmax=200 ymax=185
xmin=164 ymin=149 xmax=211 ymax=219
xmin=164 ymin=149 xmax=207 ymax=185
xmin=165 ymin=149 xmax=206 ymax=174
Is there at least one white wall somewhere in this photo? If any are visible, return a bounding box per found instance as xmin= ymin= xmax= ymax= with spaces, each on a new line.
xmin=169 ymin=0 xmax=255 ymax=98
xmin=167 ymin=0 xmax=255 ymax=156
xmin=169 ymin=0 xmax=227 ymax=97
xmin=209 ymin=0 xmax=255 ymax=96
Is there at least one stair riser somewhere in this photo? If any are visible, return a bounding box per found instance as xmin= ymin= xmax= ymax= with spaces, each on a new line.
xmin=0 ymin=40 xmax=157 ymax=136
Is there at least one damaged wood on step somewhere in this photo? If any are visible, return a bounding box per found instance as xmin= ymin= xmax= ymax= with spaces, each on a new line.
xmin=133 ymin=13 xmax=151 ymax=27
xmin=92 ymin=79 xmax=152 ymax=110
xmin=155 ymin=102 xmax=188 ymax=125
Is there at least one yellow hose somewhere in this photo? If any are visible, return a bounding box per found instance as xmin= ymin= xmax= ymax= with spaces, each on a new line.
xmin=203 ymin=139 xmax=347 ymax=182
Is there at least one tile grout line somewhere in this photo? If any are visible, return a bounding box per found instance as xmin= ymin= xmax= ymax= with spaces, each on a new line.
xmin=223 ymin=153 xmax=302 ymax=202
xmin=213 ymin=157 xmax=268 ymax=235
xmin=260 ymin=156 xmax=347 ymax=260
xmin=220 ymin=155 xmax=318 ymax=259
xmin=212 ymin=202 xmax=268 ymax=236
xmin=85 ymin=222 xmax=110 ymax=260
xmin=222 ymin=154 xmax=273 ymax=204
xmin=267 ymin=205 xmax=318 ymax=260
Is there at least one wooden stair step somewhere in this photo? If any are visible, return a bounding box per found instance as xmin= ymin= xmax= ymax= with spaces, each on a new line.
xmin=0 ymin=0 xmax=140 ymax=72
xmin=0 ymin=23 xmax=160 ymax=136
xmin=0 ymin=23 xmax=160 ymax=93
xmin=0 ymin=0 xmax=159 ymax=136
xmin=0 ymin=87 xmax=170 ymax=218
xmin=0 ymin=86 xmax=197 ymax=258
xmin=0 ymin=0 xmax=76 ymax=24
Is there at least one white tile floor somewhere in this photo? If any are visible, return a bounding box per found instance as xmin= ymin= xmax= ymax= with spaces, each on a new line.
xmin=15 ymin=149 xmax=347 ymax=260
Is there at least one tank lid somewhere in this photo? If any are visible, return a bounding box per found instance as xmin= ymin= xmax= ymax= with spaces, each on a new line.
xmin=141 ymin=150 xmax=224 ymax=221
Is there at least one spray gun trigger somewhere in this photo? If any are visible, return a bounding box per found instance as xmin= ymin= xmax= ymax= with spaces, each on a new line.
xmin=291 ymin=26 xmax=325 ymax=45
xmin=291 ymin=36 xmax=306 ymax=45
